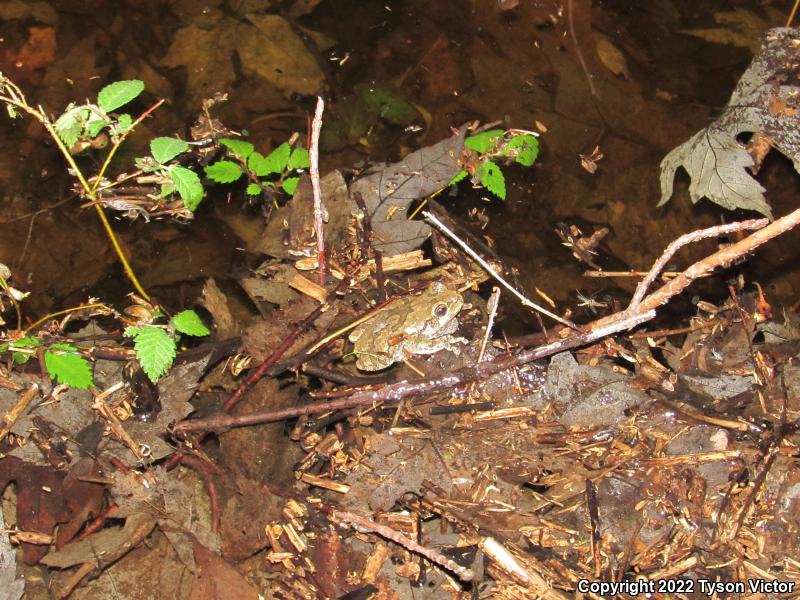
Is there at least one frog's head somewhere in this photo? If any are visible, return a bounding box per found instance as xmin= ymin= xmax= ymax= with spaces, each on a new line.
xmin=424 ymin=282 xmax=463 ymax=333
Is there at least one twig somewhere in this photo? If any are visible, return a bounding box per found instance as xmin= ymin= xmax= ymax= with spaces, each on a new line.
xmin=566 ymin=0 xmax=597 ymax=99
xmin=478 ymin=287 xmax=501 ymax=362
xmin=0 ymin=384 xmax=38 ymax=444
xmin=310 ymin=96 xmax=326 ymax=285
xmin=221 ymin=278 xmax=348 ymax=412
xmin=332 ymin=508 xmax=475 ymax=581
xmin=423 ymin=211 xmax=577 ymax=329
xmin=629 ymin=218 xmax=768 ymax=308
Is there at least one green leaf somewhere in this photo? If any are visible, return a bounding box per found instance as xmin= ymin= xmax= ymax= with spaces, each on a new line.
xmin=249 ymin=142 xmax=290 ymax=177
xmin=54 ymin=105 xmax=87 ymax=148
xmin=219 ymin=138 xmax=254 ymax=160
xmin=476 ymin=161 xmax=506 ymax=200
xmin=85 ymin=110 xmax=110 ymax=138
xmin=245 ymin=182 xmax=262 ymax=196
xmin=44 ymin=344 xmax=93 ymax=389
xmin=116 ymin=113 xmax=133 ymax=133
xmin=465 ymin=129 xmax=505 ymax=153
xmin=448 ymin=170 xmax=469 ymax=186
xmin=356 ymin=83 xmax=417 ymax=125
xmin=126 ymin=326 xmax=176 ymax=382
xmin=171 ymin=310 xmax=211 ymax=337
xmin=282 ymin=177 xmax=300 ymax=195
xmin=97 ymin=79 xmax=144 ymax=112
xmin=287 ymin=147 xmax=309 ymax=170
xmin=151 ymin=137 xmax=189 ymax=164
xmin=9 ymin=336 xmax=40 ymax=365
xmin=124 ymin=325 xmax=142 ymax=338
xmin=167 ymin=166 xmax=204 ymax=211
xmin=205 ymin=160 xmax=243 ymax=184
xmin=504 ymin=134 xmax=539 ymax=166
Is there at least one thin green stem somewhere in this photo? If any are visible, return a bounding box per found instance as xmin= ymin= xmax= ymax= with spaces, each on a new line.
xmin=24 ymin=302 xmax=114 ymax=335
xmin=0 ymin=78 xmax=156 ymax=300
xmin=90 ymin=99 xmax=164 ymax=194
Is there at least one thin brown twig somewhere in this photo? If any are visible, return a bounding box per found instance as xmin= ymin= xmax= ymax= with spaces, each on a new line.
xmin=0 ymin=384 xmax=38 ymax=444
xmin=310 ymin=96 xmax=326 ymax=285
xmin=332 ymin=508 xmax=476 ymax=581
xmin=221 ymin=278 xmax=349 ymax=412
xmin=629 ymin=218 xmax=768 ymax=308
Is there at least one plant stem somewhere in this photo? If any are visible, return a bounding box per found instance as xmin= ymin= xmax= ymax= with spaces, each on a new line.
xmin=23 ymin=302 xmax=114 ymax=334
xmin=0 ymin=78 xmax=156 ymax=300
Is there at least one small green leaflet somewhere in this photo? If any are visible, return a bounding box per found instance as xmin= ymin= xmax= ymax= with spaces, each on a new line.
xmin=282 ymin=177 xmax=300 ymax=195
xmin=151 ymin=137 xmax=189 ymax=164
xmin=248 ymin=142 xmax=290 ymax=177
xmin=44 ymin=343 xmax=93 ymax=389
xmin=476 ymin=161 xmax=506 ymax=200
xmin=125 ymin=326 xmax=176 ymax=382
xmin=448 ymin=170 xmax=469 ymax=186
xmin=55 ymin=105 xmax=88 ymax=148
xmin=504 ymin=134 xmax=539 ymax=166
xmin=205 ymin=160 xmax=243 ymax=184
xmin=219 ymin=138 xmax=254 ymax=160
xmin=287 ymin=147 xmax=310 ymax=170
xmin=85 ymin=110 xmax=110 ymax=138
xmin=168 ymin=166 xmax=204 ymax=211
xmin=246 ymin=182 xmax=261 ymax=196
xmin=116 ymin=114 xmax=133 ymax=133
xmin=171 ymin=310 xmax=211 ymax=337
xmin=97 ymin=79 xmax=144 ymax=113
xmin=465 ymin=129 xmax=505 ymax=153
xmin=8 ymin=336 xmax=40 ymax=365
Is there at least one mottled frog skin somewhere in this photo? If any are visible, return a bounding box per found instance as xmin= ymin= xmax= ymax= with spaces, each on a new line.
xmin=349 ymin=281 xmax=466 ymax=371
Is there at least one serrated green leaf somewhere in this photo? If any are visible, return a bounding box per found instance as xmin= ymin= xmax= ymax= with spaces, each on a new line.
xmin=97 ymin=79 xmax=144 ymax=112
xmin=448 ymin=170 xmax=469 ymax=186
xmin=44 ymin=343 xmax=93 ymax=389
xmin=288 ymin=147 xmax=309 ymax=170
xmin=129 ymin=326 xmax=176 ymax=382
xmin=54 ymin=106 xmax=87 ymax=148
xmin=124 ymin=325 xmax=142 ymax=338
xmin=219 ymin=138 xmax=254 ymax=160
xmin=282 ymin=176 xmax=300 ymax=195
xmin=245 ymin=182 xmax=261 ymax=196
xmin=504 ymin=134 xmax=539 ymax=166
xmin=167 ymin=166 xmax=204 ymax=211
xmin=116 ymin=113 xmax=133 ymax=133
xmin=465 ymin=129 xmax=505 ymax=153
xmin=205 ymin=160 xmax=243 ymax=184
xmin=9 ymin=336 xmax=40 ymax=365
xmin=171 ymin=310 xmax=211 ymax=337
xmin=476 ymin=160 xmax=506 ymax=200
xmin=249 ymin=142 xmax=290 ymax=177
xmin=151 ymin=137 xmax=189 ymax=164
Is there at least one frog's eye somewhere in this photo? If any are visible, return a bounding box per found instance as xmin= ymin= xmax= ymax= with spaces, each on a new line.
xmin=433 ymin=303 xmax=449 ymax=318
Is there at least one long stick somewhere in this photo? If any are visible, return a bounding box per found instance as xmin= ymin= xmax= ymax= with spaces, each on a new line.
xmin=310 ymin=97 xmax=326 ymax=285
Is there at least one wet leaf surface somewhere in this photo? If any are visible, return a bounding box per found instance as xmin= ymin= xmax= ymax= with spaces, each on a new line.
xmin=349 ymin=125 xmax=467 ymax=255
